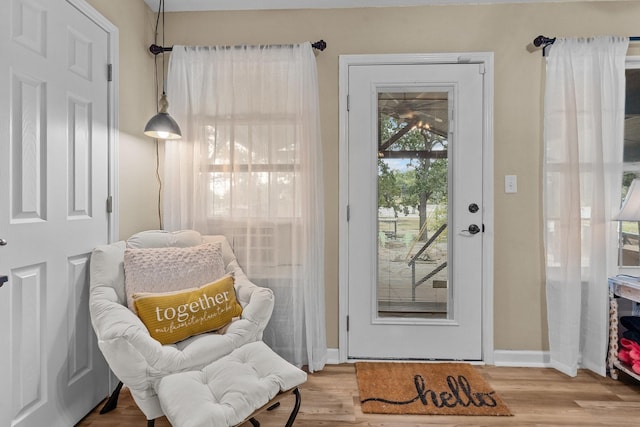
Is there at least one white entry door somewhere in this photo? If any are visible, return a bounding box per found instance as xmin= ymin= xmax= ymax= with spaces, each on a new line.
xmin=0 ymin=0 xmax=113 ymax=425
xmin=346 ymin=59 xmax=486 ymax=360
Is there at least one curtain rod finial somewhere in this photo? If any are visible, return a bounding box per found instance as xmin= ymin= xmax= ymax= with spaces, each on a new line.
xmin=150 ymin=44 xmax=173 ymax=55
xmin=533 ymin=35 xmax=556 ymax=47
xmin=312 ymin=40 xmax=327 ymax=51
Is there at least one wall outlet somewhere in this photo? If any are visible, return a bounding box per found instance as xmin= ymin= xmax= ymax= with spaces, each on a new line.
xmin=505 ymin=175 xmax=517 ymax=193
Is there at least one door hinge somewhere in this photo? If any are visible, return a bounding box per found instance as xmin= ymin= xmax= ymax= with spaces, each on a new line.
xmin=106 ymin=195 xmax=113 ymax=213
xmin=346 ymin=94 xmax=350 ymax=112
xmin=347 ymin=315 xmax=349 ymax=332
xmin=347 ymin=205 xmax=350 ymax=221
xmin=482 ymin=224 xmax=485 ymax=233
xmin=479 ymin=63 xmax=486 ymax=75
xmin=107 ymin=64 xmax=113 ymax=82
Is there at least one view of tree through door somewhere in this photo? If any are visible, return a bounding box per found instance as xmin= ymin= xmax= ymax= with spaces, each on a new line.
xmin=377 ymin=91 xmax=449 ymax=318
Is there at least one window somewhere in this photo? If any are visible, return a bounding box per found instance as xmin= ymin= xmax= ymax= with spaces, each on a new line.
xmin=619 ymin=65 xmax=640 ymax=266
xmin=203 ymin=123 xmax=300 ymax=219
xmin=201 ymin=122 xmax=302 ymax=271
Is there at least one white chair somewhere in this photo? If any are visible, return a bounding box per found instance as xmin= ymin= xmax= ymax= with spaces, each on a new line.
xmin=89 ymin=230 xmax=275 ymax=424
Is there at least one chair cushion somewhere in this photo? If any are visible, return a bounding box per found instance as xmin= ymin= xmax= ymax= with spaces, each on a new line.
xmin=133 ymin=274 xmax=243 ymax=345
xmin=127 ymin=229 xmax=203 ymax=249
xmin=124 ymin=242 xmax=226 ymax=309
xmin=90 ymin=240 xmax=127 ymax=304
xmin=156 ymin=341 xmax=307 ymax=427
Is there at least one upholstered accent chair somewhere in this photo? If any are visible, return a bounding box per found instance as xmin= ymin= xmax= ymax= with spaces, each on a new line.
xmin=89 ymin=230 xmax=275 ymax=422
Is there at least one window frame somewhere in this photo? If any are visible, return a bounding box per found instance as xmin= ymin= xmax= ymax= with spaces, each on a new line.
xmin=617 ymin=56 xmax=640 ymax=273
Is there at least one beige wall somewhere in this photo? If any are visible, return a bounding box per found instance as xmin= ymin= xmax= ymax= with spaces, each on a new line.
xmin=88 ymin=0 xmax=640 ymax=353
xmin=86 ymin=0 xmax=161 ymax=240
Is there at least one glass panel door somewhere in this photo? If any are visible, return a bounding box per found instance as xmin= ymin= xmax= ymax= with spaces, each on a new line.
xmin=346 ymin=61 xmax=484 ymax=360
xmin=377 ymin=90 xmax=450 ymax=319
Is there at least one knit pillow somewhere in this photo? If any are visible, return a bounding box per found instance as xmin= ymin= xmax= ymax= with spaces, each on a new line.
xmin=132 ymin=274 xmax=243 ymax=344
xmin=123 ymin=242 xmax=226 ymax=311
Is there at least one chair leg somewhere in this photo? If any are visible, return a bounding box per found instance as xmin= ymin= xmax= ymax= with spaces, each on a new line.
xmin=284 ymin=388 xmax=302 ymax=427
xmin=147 ymin=419 xmax=155 ymax=427
xmin=99 ymin=381 xmax=124 ymax=414
xmin=249 ymin=418 xmax=260 ymax=427
xmin=267 ymin=402 xmax=281 ymax=411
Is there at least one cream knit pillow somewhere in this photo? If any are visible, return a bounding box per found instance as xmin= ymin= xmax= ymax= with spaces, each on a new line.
xmin=123 ymin=242 xmax=226 ymax=311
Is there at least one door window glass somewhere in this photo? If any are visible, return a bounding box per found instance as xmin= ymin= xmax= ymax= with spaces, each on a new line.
xmin=377 ymin=91 xmax=449 ymax=319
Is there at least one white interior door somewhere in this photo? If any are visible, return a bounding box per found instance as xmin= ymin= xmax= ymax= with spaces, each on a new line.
xmin=0 ymin=1 xmax=112 ymax=425
xmin=346 ymin=61 xmax=485 ymax=360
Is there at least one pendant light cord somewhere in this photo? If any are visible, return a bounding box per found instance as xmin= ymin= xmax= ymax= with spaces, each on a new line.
xmin=162 ymin=0 xmax=166 ymax=96
xmin=153 ymin=0 xmax=161 ymax=112
xmin=153 ymin=0 xmax=163 ymax=229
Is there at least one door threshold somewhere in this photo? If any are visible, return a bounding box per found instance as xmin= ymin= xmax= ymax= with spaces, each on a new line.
xmin=346 ymin=357 xmax=485 ymax=365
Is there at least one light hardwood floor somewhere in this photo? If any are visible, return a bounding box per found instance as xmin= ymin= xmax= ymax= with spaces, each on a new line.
xmin=77 ymin=364 xmax=640 ymax=426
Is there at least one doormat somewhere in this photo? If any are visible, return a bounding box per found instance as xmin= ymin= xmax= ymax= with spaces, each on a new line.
xmin=355 ymin=362 xmax=512 ymax=416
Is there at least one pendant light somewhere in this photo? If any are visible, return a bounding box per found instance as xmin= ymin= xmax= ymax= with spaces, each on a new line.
xmin=144 ymin=92 xmax=181 ymax=139
xmin=144 ymin=0 xmax=181 ymax=140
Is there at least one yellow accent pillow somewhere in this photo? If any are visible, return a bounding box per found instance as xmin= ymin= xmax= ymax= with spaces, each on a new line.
xmin=132 ymin=274 xmax=243 ymax=345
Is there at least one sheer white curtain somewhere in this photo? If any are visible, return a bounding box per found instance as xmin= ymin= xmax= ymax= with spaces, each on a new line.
xmin=543 ymin=36 xmax=628 ymax=377
xmin=164 ymin=43 xmax=327 ymax=371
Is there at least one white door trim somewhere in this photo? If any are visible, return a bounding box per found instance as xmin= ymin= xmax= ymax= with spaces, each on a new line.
xmin=69 ymin=0 xmax=120 ymax=395
xmin=338 ymin=52 xmax=494 ymax=363
xmin=69 ymin=0 xmax=119 ymax=244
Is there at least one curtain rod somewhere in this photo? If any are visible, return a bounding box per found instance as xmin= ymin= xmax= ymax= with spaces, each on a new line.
xmin=149 ymin=40 xmax=327 ymax=55
xmin=533 ymin=35 xmax=640 ymax=56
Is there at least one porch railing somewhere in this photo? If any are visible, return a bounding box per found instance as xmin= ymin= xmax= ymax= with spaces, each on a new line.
xmin=408 ymin=222 xmax=447 ymax=301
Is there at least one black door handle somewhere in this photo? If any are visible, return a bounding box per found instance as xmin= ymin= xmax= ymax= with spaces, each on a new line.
xmin=0 ymin=276 xmax=7 ymax=287
xmin=462 ymin=224 xmax=481 ymax=235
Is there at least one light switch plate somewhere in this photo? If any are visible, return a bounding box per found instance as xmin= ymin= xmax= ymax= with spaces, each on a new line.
xmin=505 ymin=175 xmax=517 ymax=193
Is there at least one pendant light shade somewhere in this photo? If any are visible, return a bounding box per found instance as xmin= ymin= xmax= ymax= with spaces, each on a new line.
xmin=144 ymin=93 xmax=182 ymax=140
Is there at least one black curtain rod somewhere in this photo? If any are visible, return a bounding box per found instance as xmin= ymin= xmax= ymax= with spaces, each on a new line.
xmin=149 ymin=40 xmax=327 ymax=55
xmin=533 ymin=35 xmax=640 ymax=56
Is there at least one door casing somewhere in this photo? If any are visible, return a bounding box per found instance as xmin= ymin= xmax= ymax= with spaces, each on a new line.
xmin=338 ymin=52 xmax=494 ymax=363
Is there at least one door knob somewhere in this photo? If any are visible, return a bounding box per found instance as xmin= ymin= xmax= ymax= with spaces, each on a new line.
xmin=0 ymin=238 xmax=6 ymax=246
xmin=462 ymin=224 xmax=481 ymax=235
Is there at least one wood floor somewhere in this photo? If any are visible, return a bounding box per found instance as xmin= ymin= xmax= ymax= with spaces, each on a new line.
xmin=77 ymin=364 xmax=640 ymax=426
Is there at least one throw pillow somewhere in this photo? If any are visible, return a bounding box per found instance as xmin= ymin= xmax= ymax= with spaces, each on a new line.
xmin=123 ymin=242 xmax=226 ymax=310
xmin=132 ymin=274 xmax=243 ymax=344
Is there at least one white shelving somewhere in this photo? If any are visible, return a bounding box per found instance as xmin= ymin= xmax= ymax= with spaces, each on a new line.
xmin=608 ymin=275 xmax=640 ymax=382
xmin=613 ymin=360 xmax=640 ymax=382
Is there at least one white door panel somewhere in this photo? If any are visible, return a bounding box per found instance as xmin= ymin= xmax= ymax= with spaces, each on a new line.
xmin=347 ymin=62 xmax=484 ymax=360
xmin=0 ymin=1 xmax=112 ymax=425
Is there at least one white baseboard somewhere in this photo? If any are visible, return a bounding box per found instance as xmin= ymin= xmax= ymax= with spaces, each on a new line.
xmin=493 ymin=350 xmax=551 ymax=368
xmin=326 ymin=348 xmax=341 ymax=364
xmin=325 ymin=348 xmax=551 ymax=368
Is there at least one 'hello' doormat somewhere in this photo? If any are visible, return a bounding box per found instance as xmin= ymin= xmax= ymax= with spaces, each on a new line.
xmin=355 ymin=362 xmax=512 ymax=416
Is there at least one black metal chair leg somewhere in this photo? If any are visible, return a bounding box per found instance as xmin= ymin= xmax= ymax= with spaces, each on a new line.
xmin=249 ymin=418 xmax=260 ymax=427
xmin=267 ymin=402 xmax=281 ymax=411
xmin=99 ymin=381 xmax=124 ymax=414
xmin=147 ymin=419 xmax=155 ymax=427
xmin=284 ymin=387 xmax=302 ymax=427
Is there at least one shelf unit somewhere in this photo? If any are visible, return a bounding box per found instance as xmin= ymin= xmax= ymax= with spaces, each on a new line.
xmin=612 ymin=360 xmax=640 ymax=381
xmin=608 ymin=275 xmax=640 ymax=381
